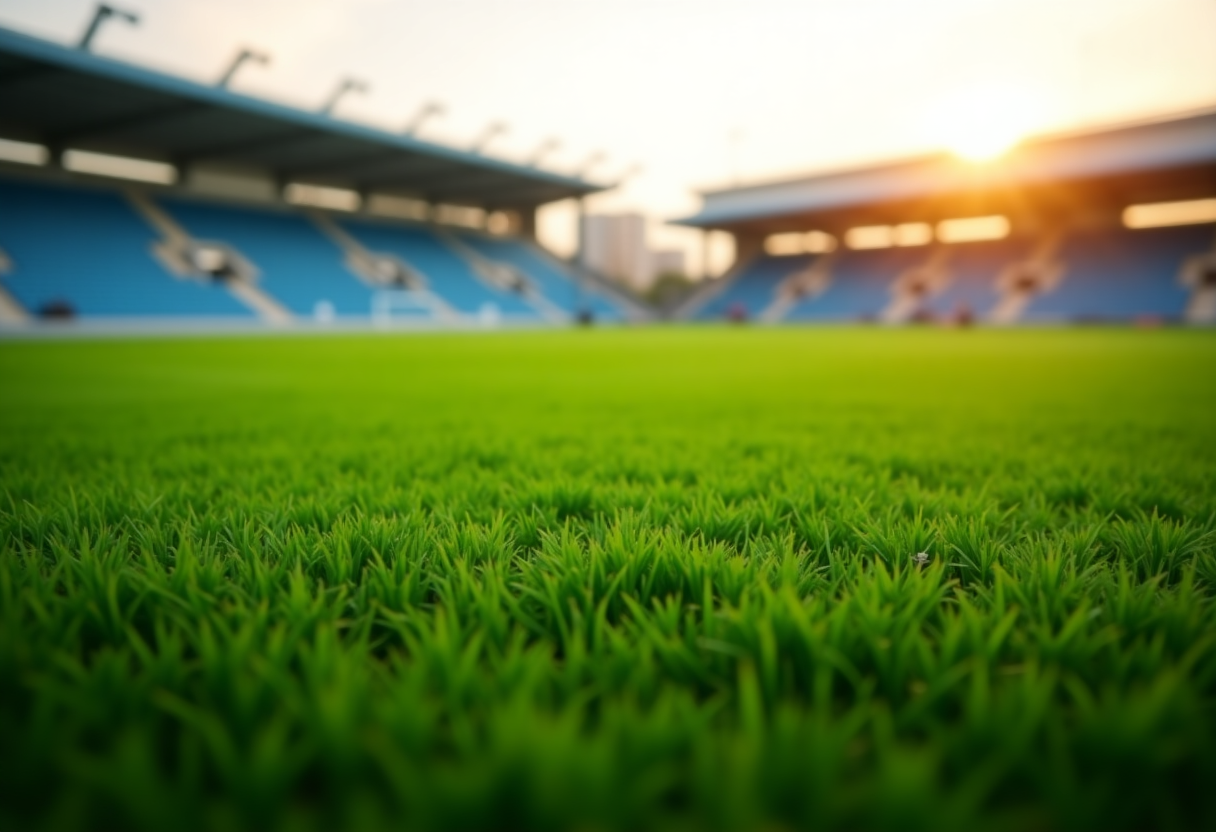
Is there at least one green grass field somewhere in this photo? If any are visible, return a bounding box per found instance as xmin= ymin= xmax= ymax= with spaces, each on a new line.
xmin=3 ymin=328 xmax=1216 ymax=831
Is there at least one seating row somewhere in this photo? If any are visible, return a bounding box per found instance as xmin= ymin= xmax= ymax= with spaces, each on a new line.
xmin=0 ymin=177 xmax=628 ymax=322
xmin=691 ymin=225 xmax=1215 ymax=323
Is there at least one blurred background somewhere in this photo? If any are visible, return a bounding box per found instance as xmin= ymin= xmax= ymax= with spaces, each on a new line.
xmin=0 ymin=0 xmax=1214 ymax=324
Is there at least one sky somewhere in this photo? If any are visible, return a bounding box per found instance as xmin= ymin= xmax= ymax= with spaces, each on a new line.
xmin=2 ymin=0 xmax=1214 ymax=272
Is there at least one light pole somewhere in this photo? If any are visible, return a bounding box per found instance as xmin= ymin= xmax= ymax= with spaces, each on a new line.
xmin=217 ymin=48 xmax=270 ymax=88
xmin=576 ymin=151 xmax=606 ymax=178
xmin=403 ymin=101 xmax=446 ymax=135
xmin=611 ymin=162 xmax=644 ymax=187
xmin=78 ymin=3 xmax=140 ymax=50
xmin=729 ymin=127 xmax=745 ymax=186
xmin=527 ymin=138 xmax=561 ymax=167
xmin=469 ymin=122 xmax=508 ymax=154
xmin=320 ymin=78 xmax=369 ymax=116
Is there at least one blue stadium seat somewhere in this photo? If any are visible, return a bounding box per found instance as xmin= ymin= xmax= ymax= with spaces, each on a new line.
xmin=339 ymin=219 xmax=537 ymax=317
xmin=696 ymin=254 xmax=815 ymax=320
xmin=158 ymin=197 xmax=372 ymax=317
xmin=924 ymin=238 xmax=1025 ymax=319
xmin=457 ymin=232 xmax=627 ymax=320
xmin=0 ymin=177 xmax=251 ymax=317
xmin=1024 ymin=225 xmax=1212 ymax=321
xmin=787 ymin=248 xmax=924 ymax=321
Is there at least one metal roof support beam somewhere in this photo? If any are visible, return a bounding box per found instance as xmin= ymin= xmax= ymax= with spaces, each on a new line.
xmin=426 ymin=180 xmax=581 ymax=205
xmin=365 ymin=165 xmax=506 ymax=192
xmin=277 ymin=147 xmax=432 ymax=179
xmin=0 ymin=64 xmax=64 ymax=91
xmin=181 ymin=127 xmax=323 ymax=164
xmin=43 ymin=100 xmax=210 ymax=146
xmin=516 ymin=206 xmax=538 ymax=241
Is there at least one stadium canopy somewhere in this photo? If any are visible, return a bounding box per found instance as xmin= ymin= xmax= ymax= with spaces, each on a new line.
xmin=674 ymin=108 xmax=1216 ymax=234
xmin=0 ymin=25 xmax=605 ymax=209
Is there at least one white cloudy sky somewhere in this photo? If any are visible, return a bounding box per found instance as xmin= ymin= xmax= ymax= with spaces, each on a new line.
xmin=2 ymin=0 xmax=1214 ymax=269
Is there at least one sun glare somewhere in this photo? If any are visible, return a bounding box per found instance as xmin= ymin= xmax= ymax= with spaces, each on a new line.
xmin=935 ymin=85 xmax=1039 ymax=162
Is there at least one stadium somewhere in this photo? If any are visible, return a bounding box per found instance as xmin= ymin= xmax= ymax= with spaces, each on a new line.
xmin=2 ymin=4 xmax=1216 ymax=832
xmin=677 ymin=109 xmax=1216 ymax=325
xmin=1 ymin=22 xmax=1214 ymax=331
xmin=0 ymin=24 xmax=643 ymax=329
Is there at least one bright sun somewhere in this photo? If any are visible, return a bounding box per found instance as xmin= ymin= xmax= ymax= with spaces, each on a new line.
xmin=936 ymin=85 xmax=1039 ymax=162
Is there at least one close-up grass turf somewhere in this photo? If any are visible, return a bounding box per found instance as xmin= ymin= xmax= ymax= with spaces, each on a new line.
xmin=2 ymin=327 xmax=1215 ymax=831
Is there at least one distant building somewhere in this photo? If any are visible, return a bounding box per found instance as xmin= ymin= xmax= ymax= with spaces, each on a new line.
xmin=581 ymin=213 xmax=685 ymax=291
xmin=650 ymin=249 xmax=686 ymax=279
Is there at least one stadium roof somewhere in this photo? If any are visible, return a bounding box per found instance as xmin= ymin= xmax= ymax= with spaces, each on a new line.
xmin=675 ymin=108 xmax=1216 ymax=231
xmin=0 ymin=25 xmax=606 ymax=208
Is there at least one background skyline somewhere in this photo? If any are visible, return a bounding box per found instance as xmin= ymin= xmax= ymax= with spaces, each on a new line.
xmin=3 ymin=0 xmax=1214 ymax=274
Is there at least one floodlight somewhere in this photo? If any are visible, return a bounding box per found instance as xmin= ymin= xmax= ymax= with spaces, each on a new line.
xmin=527 ymin=138 xmax=561 ymax=166
xmin=610 ymin=162 xmax=644 ymax=185
xmin=217 ymin=48 xmax=270 ymax=88
xmin=576 ymin=151 xmax=606 ymax=177
xmin=403 ymin=101 xmax=446 ymax=135
xmin=320 ymin=78 xmax=370 ymax=116
xmin=469 ymin=122 xmax=509 ymax=153
xmin=78 ymin=4 xmax=140 ymax=50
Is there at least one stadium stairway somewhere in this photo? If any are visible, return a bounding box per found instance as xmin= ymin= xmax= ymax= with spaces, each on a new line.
xmin=0 ymin=246 xmax=29 ymax=323
xmin=440 ymin=231 xmax=568 ymax=322
xmin=454 ymin=231 xmax=637 ymax=321
xmin=988 ymin=233 xmax=1066 ymax=325
xmin=309 ymin=213 xmax=457 ymax=323
xmin=691 ymin=254 xmax=817 ymax=321
xmin=127 ymin=192 xmax=292 ymax=323
xmin=1022 ymin=224 xmax=1214 ymax=323
xmin=879 ymin=247 xmax=952 ymax=323
xmin=336 ymin=217 xmax=539 ymax=319
xmin=785 ymin=247 xmax=928 ymax=322
xmin=670 ymin=260 xmax=742 ymax=320
xmin=758 ymin=254 xmax=836 ymax=322
xmin=0 ymin=177 xmax=253 ymax=319
xmin=1181 ymin=243 xmax=1216 ymax=324
xmin=157 ymin=196 xmax=381 ymax=320
xmin=918 ymin=240 xmax=1025 ymax=323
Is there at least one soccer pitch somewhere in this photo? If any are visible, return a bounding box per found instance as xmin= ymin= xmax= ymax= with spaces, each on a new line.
xmin=2 ymin=328 xmax=1215 ymax=831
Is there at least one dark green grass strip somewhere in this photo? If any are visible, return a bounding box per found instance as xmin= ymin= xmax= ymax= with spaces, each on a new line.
xmin=2 ymin=328 xmax=1215 ymax=831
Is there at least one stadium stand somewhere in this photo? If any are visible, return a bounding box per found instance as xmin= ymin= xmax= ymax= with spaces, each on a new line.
xmin=339 ymin=219 xmax=538 ymax=318
xmin=0 ymin=177 xmax=251 ymax=318
xmin=158 ymin=196 xmax=377 ymax=318
xmin=1024 ymin=225 xmax=1214 ymax=322
xmin=786 ymin=248 xmax=925 ymax=322
xmin=455 ymin=232 xmax=627 ymax=320
xmin=0 ymin=172 xmax=635 ymax=325
xmin=923 ymin=238 xmax=1027 ymax=321
xmin=694 ymin=254 xmax=815 ymax=320
xmin=0 ymin=23 xmax=635 ymax=329
xmin=1 ymin=17 xmax=1213 ymax=330
xmin=674 ymin=107 xmax=1216 ymax=326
